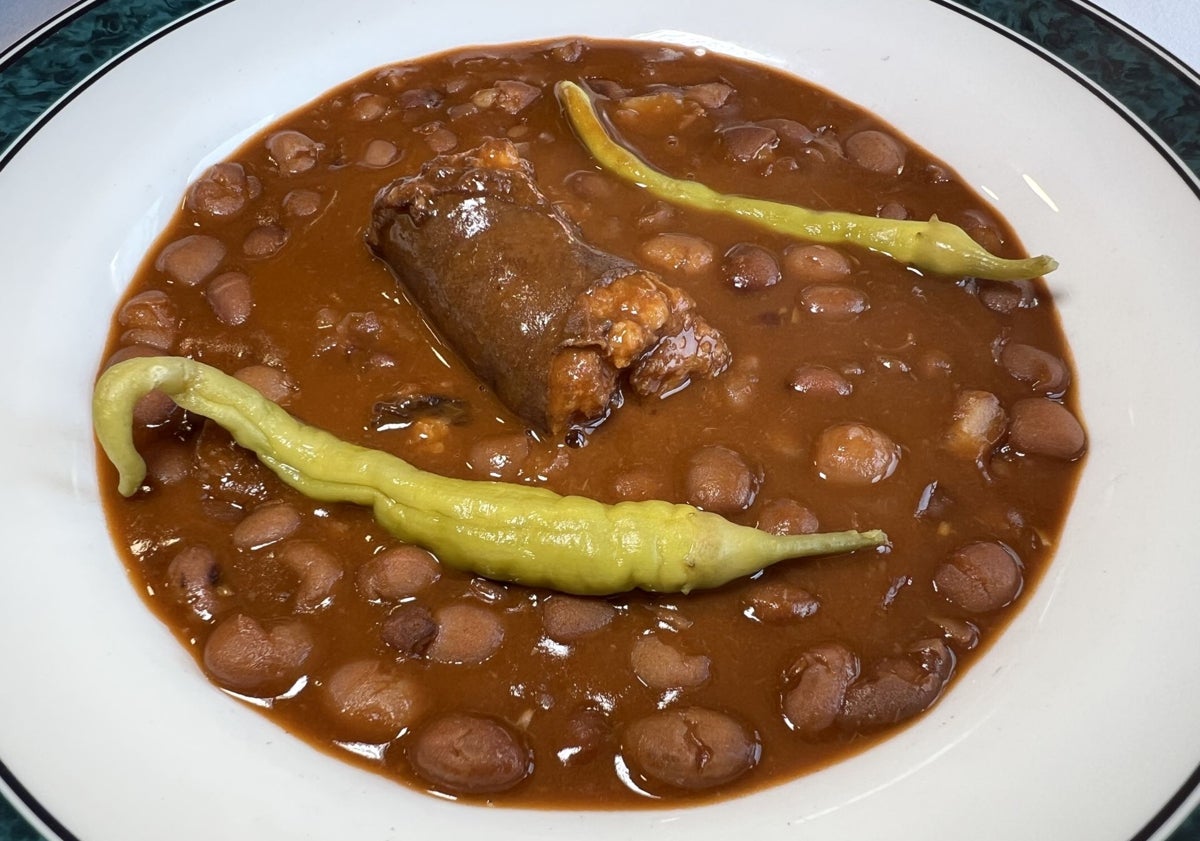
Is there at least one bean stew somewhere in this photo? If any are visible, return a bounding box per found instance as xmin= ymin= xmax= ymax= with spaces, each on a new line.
xmin=95 ymin=38 xmax=1086 ymax=807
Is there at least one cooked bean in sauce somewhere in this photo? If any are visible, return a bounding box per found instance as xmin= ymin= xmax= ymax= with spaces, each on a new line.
xmin=97 ymin=38 xmax=1085 ymax=807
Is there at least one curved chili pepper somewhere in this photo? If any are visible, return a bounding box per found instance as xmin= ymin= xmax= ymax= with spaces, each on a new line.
xmin=94 ymin=356 xmax=887 ymax=595
xmin=555 ymin=80 xmax=1056 ymax=282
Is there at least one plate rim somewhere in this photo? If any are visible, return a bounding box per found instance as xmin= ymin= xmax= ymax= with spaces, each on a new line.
xmin=1 ymin=1 xmax=1198 ymax=840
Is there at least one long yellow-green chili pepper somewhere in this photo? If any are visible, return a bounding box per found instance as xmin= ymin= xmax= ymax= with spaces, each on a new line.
xmin=555 ymin=80 xmax=1056 ymax=282
xmin=94 ymin=356 xmax=887 ymax=595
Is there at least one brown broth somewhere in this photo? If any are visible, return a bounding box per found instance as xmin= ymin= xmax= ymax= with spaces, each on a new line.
xmin=97 ymin=38 xmax=1085 ymax=807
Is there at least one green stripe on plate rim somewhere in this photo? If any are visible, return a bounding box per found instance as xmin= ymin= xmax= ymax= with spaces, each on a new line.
xmin=0 ymin=2 xmax=1197 ymax=840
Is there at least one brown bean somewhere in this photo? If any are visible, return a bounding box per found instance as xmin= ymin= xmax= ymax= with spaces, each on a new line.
xmin=845 ymin=129 xmax=906 ymax=174
xmin=278 ymin=540 xmax=343 ymax=611
xmin=349 ymin=92 xmax=390 ymax=121
xmin=811 ymin=127 xmax=846 ymax=158
xmin=357 ymin=545 xmax=441 ymax=601
xmin=719 ymin=124 xmax=778 ymax=163
xmin=813 ymin=422 xmax=900 ymax=485
xmin=362 ymin=139 xmax=398 ymax=167
xmin=756 ymin=498 xmax=820 ymax=535
xmin=155 ymin=234 xmax=225 ymax=286
xmin=742 ymin=580 xmax=820 ymax=622
xmin=1008 ymin=397 xmax=1086 ymax=460
xmin=321 ymin=659 xmax=425 ymax=742
xmin=118 ymin=290 xmax=176 ymax=330
xmin=611 ymin=468 xmax=671 ymax=502
xmin=559 ymin=707 xmax=612 ymax=764
xmin=119 ymin=326 xmax=173 ymax=351
xmin=549 ymin=39 xmax=585 ymax=63
xmin=637 ymin=201 xmax=675 ymax=230
xmin=799 ymin=284 xmax=869 ymax=319
xmin=243 ymin=224 xmax=288 ymax=258
xmin=1001 ymin=343 xmax=1071 ymax=395
xmin=977 ymin=278 xmax=1037 ymax=314
xmin=630 ymin=635 xmax=710 ymax=689
xmin=639 ymin=233 xmax=715 ymax=274
xmin=419 ymin=123 xmax=459 ymax=154
xmin=622 ymin=707 xmax=759 ymax=791
xmin=381 ymin=603 xmax=438 ymax=658
xmin=788 ymin=364 xmax=853 ymax=397
xmin=471 ymin=80 xmax=541 ymax=114
xmin=934 ymin=541 xmax=1023 ymax=613
xmin=282 ymin=188 xmax=323 ymax=218
xmin=231 ymin=501 xmax=301 ymax=550
xmin=202 ymin=613 xmax=313 ymax=696
xmin=426 ymin=603 xmax=505 ymax=664
xmin=719 ymin=357 xmax=760 ymax=409
xmin=782 ymin=244 xmax=852 ymax=283
xmin=839 ymin=639 xmax=954 ymax=729
xmin=408 ymin=713 xmax=531 ymax=794
xmin=468 ymin=433 xmax=531 ymax=481
xmin=943 ymin=389 xmax=1007 ymax=461
xmin=542 ymin=595 xmax=616 ymax=642
xmin=144 ymin=440 xmax=192 ymax=486
xmin=265 ymin=129 xmax=323 ymax=174
xmin=191 ymin=420 xmax=271 ymax=508
xmin=782 ymin=643 xmax=858 ymax=736
xmin=205 ymin=271 xmax=254 ymax=326
xmin=683 ymin=445 xmax=760 ymax=515
xmin=185 ymin=162 xmax=256 ymax=217
xmin=722 ymin=243 xmax=780 ymax=290
xmin=958 ymin=209 xmax=1004 ymax=254
xmin=759 ymin=117 xmax=814 ymax=146
xmin=933 ymin=616 xmax=981 ymax=649
xmin=397 ymin=87 xmax=443 ymax=111
xmin=681 ymin=81 xmax=734 ymax=109
xmin=233 ymin=364 xmax=294 ymax=404
xmin=164 ymin=545 xmax=221 ymax=619
xmin=565 ymin=170 xmax=615 ymax=202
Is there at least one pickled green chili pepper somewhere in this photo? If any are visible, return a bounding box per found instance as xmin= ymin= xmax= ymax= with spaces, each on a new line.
xmin=555 ymin=80 xmax=1056 ymax=282
xmin=94 ymin=356 xmax=887 ymax=595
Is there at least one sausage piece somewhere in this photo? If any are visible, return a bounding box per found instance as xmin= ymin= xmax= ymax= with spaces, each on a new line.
xmin=368 ymin=139 xmax=730 ymax=436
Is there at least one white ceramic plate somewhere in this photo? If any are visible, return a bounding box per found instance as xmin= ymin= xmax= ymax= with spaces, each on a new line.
xmin=2 ymin=1 xmax=1199 ymax=840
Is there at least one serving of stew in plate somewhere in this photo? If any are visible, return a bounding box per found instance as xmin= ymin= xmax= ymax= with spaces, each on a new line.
xmin=92 ymin=37 xmax=1085 ymax=807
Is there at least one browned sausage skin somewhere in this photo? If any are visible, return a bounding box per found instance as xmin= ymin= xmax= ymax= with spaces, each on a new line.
xmin=368 ymin=138 xmax=730 ymax=436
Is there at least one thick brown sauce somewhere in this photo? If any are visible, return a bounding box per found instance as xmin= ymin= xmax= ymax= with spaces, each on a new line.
xmin=98 ymin=38 xmax=1085 ymax=806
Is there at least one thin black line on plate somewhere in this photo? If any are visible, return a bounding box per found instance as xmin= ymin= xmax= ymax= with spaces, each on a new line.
xmin=927 ymin=6 xmax=1200 ymax=837
xmin=1072 ymin=0 xmax=1200 ymax=86
xmin=0 ymin=0 xmax=98 ymax=75
xmin=1131 ymin=764 xmax=1200 ymax=841
xmin=938 ymin=0 xmax=1200 ymax=197
xmin=0 ymin=758 xmax=80 ymax=841
xmin=0 ymin=0 xmax=236 ymax=169
xmin=2 ymin=2 xmax=1200 ymax=841
xmin=0 ymin=2 xmax=237 ymax=836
